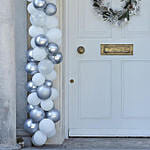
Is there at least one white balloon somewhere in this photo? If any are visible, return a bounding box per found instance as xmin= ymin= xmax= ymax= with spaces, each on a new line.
xmin=27 ymin=92 xmax=41 ymax=106
xmin=32 ymin=130 xmax=47 ymax=146
xmin=50 ymin=88 xmax=59 ymax=100
xmin=32 ymin=73 xmax=45 ymax=86
xmin=39 ymin=119 xmax=55 ymax=137
xmin=47 ymin=128 xmax=56 ymax=138
xmin=40 ymin=99 xmax=54 ymax=111
xmin=46 ymin=28 xmax=62 ymax=45
xmin=45 ymin=16 xmax=58 ymax=29
xmin=29 ymin=26 xmax=44 ymax=37
xmin=27 ymin=3 xmax=40 ymax=15
xmin=38 ymin=59 xmax=54 ymax=75
xmin=31 ymin=38 xmax=36 ymax=48
xmin=44 ymin=70 xmax=57 ymax=81
xmin=32 ymin=47 xmax=47 ymax=61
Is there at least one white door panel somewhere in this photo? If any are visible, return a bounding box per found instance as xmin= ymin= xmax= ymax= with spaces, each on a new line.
xmin=67 ymin=0 xmax=150 ymax=136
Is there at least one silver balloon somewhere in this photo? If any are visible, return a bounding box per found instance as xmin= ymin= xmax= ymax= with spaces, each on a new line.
xmin=46 ymin=42 xmax=59 ymax=54
xmin=48 ymin=52 xmax=63 ymax=64
xmin=27 ymin=49 xmax=35 ymax=62
xmin=44 ymin=3 xmax=57 ymax=16
xmin=46 ymin=108 xmax=60 ymax=123
xmin=24 ymin=119 xmax=38 ymax=134
xmin=25 ymin=62 xmax=38 ymax=75
xmin=35 ymin=34 xmax=49 ymax=47
xmin=33 ymin=0 xmax=46 ymax=10
xmin=37 ymin=85 xmax=51 ymax=99
xmin=27 ymin=104 xmax=35 ymax=113
xmin=44 ymin=80 xmax=53 ymax=88
xmin=30 ymin=107 xmax=45 ymax=122
xmin=26 ymin=81 xmax=37 ymax=92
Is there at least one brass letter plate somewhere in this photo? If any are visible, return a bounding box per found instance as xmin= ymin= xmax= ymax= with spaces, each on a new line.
xmin=101 ymin=44 xmax=133 ymax=55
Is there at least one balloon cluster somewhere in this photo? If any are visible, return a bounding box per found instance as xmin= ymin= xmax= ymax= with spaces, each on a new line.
xmin=25 ymin=0 xmax=62 ymax=146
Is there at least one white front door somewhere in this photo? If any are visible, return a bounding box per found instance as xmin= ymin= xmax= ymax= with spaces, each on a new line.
xmin=66 ymin=0 xmax=150 ymax=136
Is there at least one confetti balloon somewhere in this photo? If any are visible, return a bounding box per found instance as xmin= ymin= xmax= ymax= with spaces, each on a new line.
xmin=30 ymin=107 xmax=45 ymax=122
xmin=46 ymin=42 xmax=59 ymax=54
xmin=40 ymin=99 xmax=54 ymax=111
xmin=37 ymin=85 xmax=51 ymax=99
xmin=25 ymin=62 xmax=38 ymax=75
xmin=24 ymin=119 xmax=38 ymax=134
xmin=27 ymin=92 xmax=41 ymax=106
xmin=44 ymin=3 xmax=57 ymax=16
xmin=48 ymin=52 xmax=63 ymax=64
xmin=26 ymin=81 xmax=37 ymax=93
xmin=33 ymin=0 xmax=47 ymax=10
xmin=32 ymin=73 xmax=45 ymax=86
xmin=35 ymin=34 xmax=49 ymax=47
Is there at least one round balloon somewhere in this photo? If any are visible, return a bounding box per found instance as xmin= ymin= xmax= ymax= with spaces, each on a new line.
xmin=33 ymin=0 xmax=47 ymax=10
xmin=27 ymin=104 xmax=35 ymax=113
xmin=32 ymin=73 xmax=45 ymax=86
xmin=30 ymin=38 xmax=36 ymax=48
xmin=46 ymin=42 xmax=59 ymax=54
xmin=44 ymin=70 xmax=57 ymax=81
xmin=29 ymin=26 xmax=44 ymax=37
xmin=38 ymin=59 xmax=54 ymax=75
xmin=30 ymin=107 xmax=45 ymax=122
xmin=37 ymin=85 xmax=51 ymax=100
xmin=48 ymin=52 xmax=63 ymax=64
xmin=45 ymin=16 xmax=58 ymax=29
xmin=44 ymin=3 xmax=57 ymax=16
xmin=26 ymin=81 xmax=37 ymax=93
xmin=45 ymin=80 xmax=53 ymax=88
xmin=50 ymin=88 xmax=59 ymax=100
xmin=24 ymin=119 xmax=38 ymax=134
xmin=35 ymin=34 xmax=49 ymax=47
xmin=32 ymin=130 xmax=47 ymax=146
xmin=40 ymin=99 xmax=54 ymax=111
xmin=27 ymin=3 xmax=40 ymax=15
xmin=27 ymin=92 xmax=41 ymax=106
xmin=46 ymin=108 xmax=60 ymax=123
xmin=27 ymin=49 xmax=35 ymax=62
xmin=25 ymin=62 xmax=38 ymax=75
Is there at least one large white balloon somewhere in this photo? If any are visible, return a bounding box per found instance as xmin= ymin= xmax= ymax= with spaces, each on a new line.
xmin=45 ymin=16 xmax=58 ymax=29
xmin=46 ymin=28 xmax=62 ymax=45
xmin=38 ymin=59 xmax=54 ymax=75
xmin=44 ymin=70 xmax=57 ymax=81
xmin=32 ymin=47 xmax=47 ymax=61
xmin=40 ymin=99 xmax=54 ymax=111
xmin=27 ymin=92 xmax=41 ymax=106
xmin=39 ymin=119 xmax=55 ymax=137
xmin=32 ymin=73 xmax=45 ymax=86
xmin=31 ymin=38 xmax=36 ymax=48
xmin=32 ymin=130 xmax=47 ymax=146
xmin=50 ymin=88 xmax=59 ymax=100
xmin=29 ymin=26 xmax=44 ymax=37
xmin=27 ymin=3 xmax=41 ymax=15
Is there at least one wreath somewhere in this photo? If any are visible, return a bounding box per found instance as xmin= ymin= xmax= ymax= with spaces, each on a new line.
xmin=92 ymin=0 xmax=141 ymax=25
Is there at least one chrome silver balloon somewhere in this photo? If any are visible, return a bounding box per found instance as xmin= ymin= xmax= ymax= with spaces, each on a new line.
xmin=24 ymin=119 xmax=38 ymax=134
xmin=27 ymin=49 xmax=35 ymax=62
xmin=48 ymin=52 xmax=63 ymax=64
xmin=46 ymin=42 xmax=59 ymax=54
xmin=44 ymin=3 xmax=57 ymax=16
xmin=33 ymin=0 xmax=46 ymax=10
xmin=45 ymin=80 xmax=53 ymax=88
xmin=25 ymin=62 xmax=38 ymax=75
xmin=37 ymin=85 xmax=51 ymax=99
xmin=27 ymin=104 xmax=35 ymax=113
xmin=46 ymin=108 xmax=60 ymax=123
xmin=26 ymin=81 xmax=37 ymax=92
xmin=35 ymin=34 xmax=49 ymax=47
xmin=30 ymin=107 xmax=45 ymax=122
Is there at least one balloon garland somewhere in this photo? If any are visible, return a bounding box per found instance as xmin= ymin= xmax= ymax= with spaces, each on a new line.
xmin=92 ymin=0 xmax=141 ymax=26
xmin=25 ymin=0 xmax=62 ymax=146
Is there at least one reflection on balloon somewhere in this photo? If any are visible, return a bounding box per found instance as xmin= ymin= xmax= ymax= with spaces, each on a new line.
xmin=46 ymin=42 xmax=59 ymax=54
xmin=35 ymin=34 xmax=48 ymax=47
xmin=48 ymin=52 xmax=63 ymax=64
xmin=33 ymin=0 xmax=47 ymax=10
xmin=26 ymin=81 xmax=37 ymax=93
xmin=25 ymin=62 xmax=38 ymax=75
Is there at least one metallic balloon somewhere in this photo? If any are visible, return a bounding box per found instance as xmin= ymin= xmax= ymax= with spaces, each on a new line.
xmin=30 ymin=107 xmax=45 ymax=122
xmin=27 ymin=49 xmax=35 ymax=62
xmin=27 ymin=104 xmax=35 ymax=113
xmin=24 ymin=119 xmax=38 ymax=134
xmin=48 ymin=52 xmax=63 ymax=64
xmin=26 ymin=81 xmax=37 ymax=92
xmin=44 ymin=3 xmax=57 ymax=16
xmin=33 ymin=0 xmax=46 ymax=10
xmin=35 ymin=34 xmax=49 ymax=47
xmin=37 ymin=85 xmax=51 ymax=99
xmin=46 ymin=42 xmax=59 ymax=54
xmin=25 ymin=62 xmax=38 ymax=75
xmin=46 ymin=108 xmax=60 ymax=123
xmin=44 ymin=80 xmax=53 ymax=88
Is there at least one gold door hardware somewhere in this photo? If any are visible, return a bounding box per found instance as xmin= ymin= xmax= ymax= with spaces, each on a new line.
xmin=101 ymin=44 xmax=133 ymax=55
xmin=70 ymin=79 xmax=75 ymax=83
xmin=77 ymin=46 xmax=85 ymax=54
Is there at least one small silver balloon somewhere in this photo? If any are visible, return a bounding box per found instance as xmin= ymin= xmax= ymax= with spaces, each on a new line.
xmin=48 ymin=52 xmax=63 ymax=64
xmin=27 ymin=104 xmax=35 ymax=113
xmin=24 ymin=119 xmax=38 ymax=134
xmin=44 ymin=3 xmax=57 ymax=16
xmin=33 ymin=0 xmax=46 ymax=10
xmin=26 ymin=81 xmax=37 ymax=92
xmin=46 ymin=108 xmax=60 ymax=123
xmin=27 ymin=49 xmax=35 ymax=62
xmin=37 ymin=85 xmax=51 ymax=99
xmin=25 ymin=62 xmax=38 ymax=75
xmin=44 ymin=80 xmax=53 ymax=88
xmin=35 ymin=34 xmax=49 ymax=47
xmin=46 ymin=42 xmax=59 ymax=54
xmin=30 ymin=107 xmax=45 ymax=122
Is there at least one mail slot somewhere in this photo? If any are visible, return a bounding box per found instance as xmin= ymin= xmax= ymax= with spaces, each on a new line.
xmin=101 ymin=44 xmax=133 ymax=55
